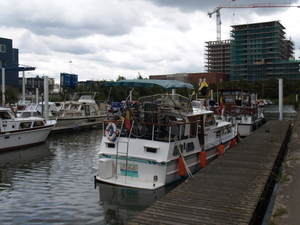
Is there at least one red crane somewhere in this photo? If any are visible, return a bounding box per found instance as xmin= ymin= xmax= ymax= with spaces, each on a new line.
xmin=208 ymin=1 xmax=300 ymax=41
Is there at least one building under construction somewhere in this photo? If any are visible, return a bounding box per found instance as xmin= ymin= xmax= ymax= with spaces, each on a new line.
xmin=231 ymin=21 xmax=299 ymax=82
xmin=205 ymin=21 xmax=300 ymax=83
xmin=205 ymin=40 xmax=230 ymax=75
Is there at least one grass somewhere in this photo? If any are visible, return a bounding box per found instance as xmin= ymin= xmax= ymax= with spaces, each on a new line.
xmin=273 ymin=207 xmax=288 ymax=217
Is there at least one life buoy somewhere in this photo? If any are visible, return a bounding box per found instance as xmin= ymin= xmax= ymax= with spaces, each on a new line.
xmin=105 ymin=122 xmax=118 ymax=141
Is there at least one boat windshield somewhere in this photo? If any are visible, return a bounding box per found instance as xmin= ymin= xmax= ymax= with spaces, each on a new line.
xmin=79 ymin=95 xmax=92 ymax=100
xmin=0 ymin=111 xmax=12 ymax=119
xmin=139 ymin=94 xmax=192 ymax=113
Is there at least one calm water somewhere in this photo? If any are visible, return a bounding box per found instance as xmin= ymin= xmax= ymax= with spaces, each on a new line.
xmin=0 ymin=129 xmax=174 ymax=225
xmin=0 ymin=105 xmax=296 ymax=225
xmin=263 ymin=104 xmax=296 ymax=121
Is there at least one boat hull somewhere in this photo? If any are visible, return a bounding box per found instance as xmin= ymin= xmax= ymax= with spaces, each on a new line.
xmin=0 ymin=126 xmax=54 ymax=151
xmin=55 ymin=116 xmax=106 ymax=129
xmin=95 ymin=136 xmax=236 ymax=190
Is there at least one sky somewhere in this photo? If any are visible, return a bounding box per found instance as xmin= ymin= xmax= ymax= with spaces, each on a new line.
xmin=1 ymin=0 xmax=300 ymax=83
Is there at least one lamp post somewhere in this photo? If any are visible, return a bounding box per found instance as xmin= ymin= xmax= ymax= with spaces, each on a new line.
xmin=69 ymin=61 xmax=72 ymax=74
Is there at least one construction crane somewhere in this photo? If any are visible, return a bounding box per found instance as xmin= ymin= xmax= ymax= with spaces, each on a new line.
xmin=208 ymin=1 xmax=300 ymax=41
xmin=207 ymin=0 xmax=236 ymax=41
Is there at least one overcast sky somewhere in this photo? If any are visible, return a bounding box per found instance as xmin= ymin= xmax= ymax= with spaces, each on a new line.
xmin=1 ymin=0 xmax=299 ymax=83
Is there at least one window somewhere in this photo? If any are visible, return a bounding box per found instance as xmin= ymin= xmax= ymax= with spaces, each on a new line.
xmin=33 ymin=121 xmax=44 ymax=127
xmin=0 ymin=112 xmax=11 ymax=119
xmin=145 ymin=147 xmax=157 ymax=153
xmin=186 ymin=142 xmax=195 ymax=152
xmin=173 ymin=144 xmax=183 ymax=156
xmin=205 ymin=114 xmax=215 ymax=126
xmin=0 ymin=44 xmax=6 ymax=53
xmin=20 ymin=122 xmax=32 ymax=129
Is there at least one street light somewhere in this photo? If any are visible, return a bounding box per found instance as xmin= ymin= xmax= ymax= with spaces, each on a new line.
xmin=69 ymin=61 xmax=72 ymax=74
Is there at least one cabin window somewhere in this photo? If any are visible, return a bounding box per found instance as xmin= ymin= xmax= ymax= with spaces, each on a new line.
xmin=205 ymin=114 xmax=215 ymax=126
xmin=186 ymin=142 xmax=195 ymax=152
xmin=20 ymin=122 xmax=32 ymax=129
xmin=90 ymin=107 xmax=97 ymax=114
xmin=33 ymin=112 xmax=41 ymax=117
xmin=63 ymin=104 xmax=70 ymax=110
xmin=0 ymin=112 xmax=11 ymax=119
xmin=173 ymin=144 xmax=183 ymax=156
xmin=145 ymin=147 xmax=157 ymax=153
xmin=21 ymin=112 xmax=31 ymax=117
xmin=71 ymin=105 xmax=80 ymax=110
xmin=33 ymin=121 xmax=44 ymax=127
xmin=106 ymin=143 xmax=115 ymax=148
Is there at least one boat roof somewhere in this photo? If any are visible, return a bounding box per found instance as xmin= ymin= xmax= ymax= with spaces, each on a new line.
xmin=101 ymin=79 xmax=194 ymax=90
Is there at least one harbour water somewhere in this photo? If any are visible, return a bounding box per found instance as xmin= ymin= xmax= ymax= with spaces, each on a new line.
xmin=0 ymin=128 xmax=177 ymax=225
xmin=0 ymin=105 xmax=296 ymax=225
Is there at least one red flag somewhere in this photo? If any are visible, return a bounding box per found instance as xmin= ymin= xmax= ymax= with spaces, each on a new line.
xmin=125 ymin=110 xmax=131 ymax=130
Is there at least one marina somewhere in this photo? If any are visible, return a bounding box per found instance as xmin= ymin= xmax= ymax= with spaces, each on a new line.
xmin=128 ymin=119 xmax=291 ymax=224
xmin=0 ymin=106 xmax=296 ymax=224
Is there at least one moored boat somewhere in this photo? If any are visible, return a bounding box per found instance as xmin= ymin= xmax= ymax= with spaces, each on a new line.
xmin=94 ymin=79 xmax=239 ymax=190
xmin=0 ymin=107 xmax=56 ymax=151
xmin=53 ymin=92 xmax=107 ymax=130
xmin=210 ymin=89 xmax=266 ymax=136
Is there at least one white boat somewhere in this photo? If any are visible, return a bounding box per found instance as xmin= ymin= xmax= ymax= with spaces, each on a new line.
xmin=0 ymin=107 xmax=56 ymax=151
xmin=54 ymin=92 xmax=107 ymax=129
xmin=94 ymin=79 xmax=239 ymax=190
xmin=210 ymin=89 xmax=266 ymax=137
xmin=16 ymin=102 xmax=58 ymax=118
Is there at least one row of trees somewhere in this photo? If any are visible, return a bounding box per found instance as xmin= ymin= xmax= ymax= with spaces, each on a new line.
xmin=3 ymin=74 xmax=297 ymax=105
xmin=70 ymin=75 xmax=299 ymax=104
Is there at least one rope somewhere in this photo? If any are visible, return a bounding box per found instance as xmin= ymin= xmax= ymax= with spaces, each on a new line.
xmin=174 ymin=136 xmax=193 ymax=179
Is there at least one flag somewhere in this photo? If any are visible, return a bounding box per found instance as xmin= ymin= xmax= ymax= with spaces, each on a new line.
xmin=191 ymin=83 xmax=200 ymax=96
xmin=125 ymin=109 xmax=131 ymax=130
xmin=198 ymin=81 xmax=209 ymax=92
xmin=220 ymin=96 xmax=223 ymax=108
xmin=199 ymin=81 xmax=209 ymax=96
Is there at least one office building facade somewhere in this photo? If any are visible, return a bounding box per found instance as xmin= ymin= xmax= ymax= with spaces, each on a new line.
xmin=230 ymin=21 xmax=300 ymax=83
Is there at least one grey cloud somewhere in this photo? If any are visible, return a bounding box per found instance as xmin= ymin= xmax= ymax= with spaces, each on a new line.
xmin=142 ymin=0 xmax=299 ymax=15
xmin=1 ymin=0 xmax=146 ymax=39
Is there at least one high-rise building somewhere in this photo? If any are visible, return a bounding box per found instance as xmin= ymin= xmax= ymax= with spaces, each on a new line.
xmin=205 ymin=40 xmax=230 ymax=75
xmin=0 ymin=37 xmax=19 ymax=87
xmin=230 ymin=21 xmax=300 ymax=83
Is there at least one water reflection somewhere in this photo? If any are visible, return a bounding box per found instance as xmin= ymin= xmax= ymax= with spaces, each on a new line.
xmin=95 ymin=179 xmax=183 ymax=225
xmin=263 ymin=105 xmax=296 ymax=121
xmin=0 ymin=143 xmax=53 ymax=198
xmin=96 ymin=182 xmax=164 ymax=224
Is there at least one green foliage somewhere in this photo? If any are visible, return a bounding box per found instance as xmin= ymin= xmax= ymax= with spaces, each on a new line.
xmin=14 ymin=76 xmax=300 ymax=105
xmin=3 ymin=89 xmax=18 ymax=103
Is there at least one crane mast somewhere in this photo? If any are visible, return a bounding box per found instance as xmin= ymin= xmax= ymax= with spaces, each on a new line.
xmin=207 ymin=0 xmax=235 ymax=41
xmin=208 ymin=1 xmax=300 ymax=41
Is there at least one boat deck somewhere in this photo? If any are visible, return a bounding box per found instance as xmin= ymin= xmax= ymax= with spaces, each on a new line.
xmin=128 ymin=120 xmax=292 ymax=225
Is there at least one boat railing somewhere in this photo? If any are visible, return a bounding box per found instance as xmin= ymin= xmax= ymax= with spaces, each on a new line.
xmin=102 ymin=118 xmax=200 ymax=143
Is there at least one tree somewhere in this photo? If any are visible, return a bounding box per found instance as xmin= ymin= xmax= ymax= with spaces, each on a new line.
xmin=264 ymin=77 xmax=278 ymax=99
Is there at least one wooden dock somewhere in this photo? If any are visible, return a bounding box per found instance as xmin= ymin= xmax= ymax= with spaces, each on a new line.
xmin=128 ymin=120 xmax=292 ymax=225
